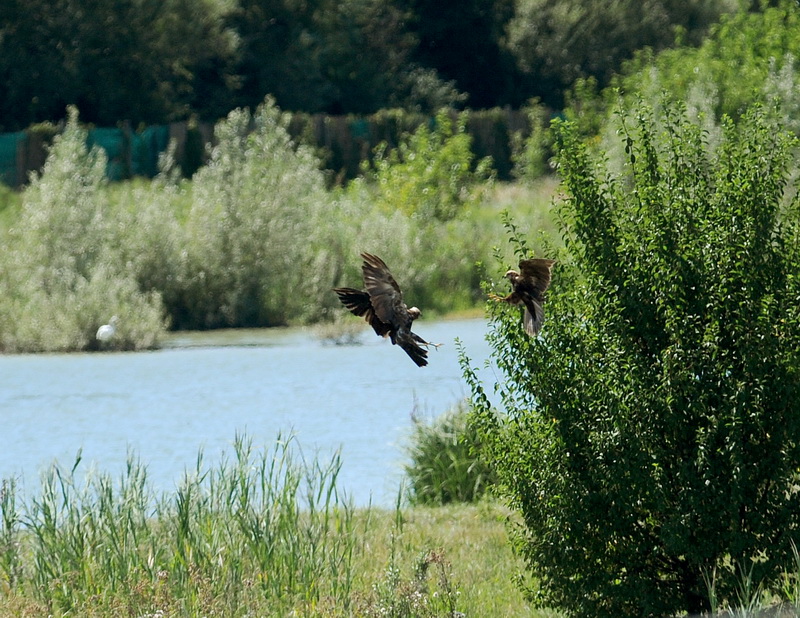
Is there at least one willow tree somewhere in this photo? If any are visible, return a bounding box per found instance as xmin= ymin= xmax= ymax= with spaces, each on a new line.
xmin=462 ymin=100 xmax=800 ymax=616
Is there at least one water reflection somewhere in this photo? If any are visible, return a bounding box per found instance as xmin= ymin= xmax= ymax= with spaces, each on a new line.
xmin=0 ymin=318 xmax=495 ymax=506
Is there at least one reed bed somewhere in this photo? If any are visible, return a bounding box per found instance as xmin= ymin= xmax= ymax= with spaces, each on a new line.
xmin=0 ymin=434 xmax=361 ymax=616
xmin=0 ymin=433 xmax=550 ymax=617
xmin=3 ymin=432 xmax=792 ymax=616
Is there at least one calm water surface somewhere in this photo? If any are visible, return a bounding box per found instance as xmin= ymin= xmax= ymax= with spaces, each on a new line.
xmin=0 ymin=318 xmax=495 ymax=506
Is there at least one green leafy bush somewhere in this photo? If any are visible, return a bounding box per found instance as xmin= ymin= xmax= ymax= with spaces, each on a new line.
xmin=368 ymin=109 xmax=494 ymax=222
xmin=462 ymin=99 xmax=800 ymax=616
xmin=0 ymin=108 xmax=166 ymax=352
xmin=181 ymin=98 xmax=332 ymax=329
xmin=404 ymin=403 xmax=496 ymax=506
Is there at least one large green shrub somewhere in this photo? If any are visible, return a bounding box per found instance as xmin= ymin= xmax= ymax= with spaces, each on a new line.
xmin=368 ymin=109 xmax=494 ymax=222
xmin=461 ymin=99 xmax=800 ymax=616
xmin=0 ymin=108 xmax=166 ymax=352
xmin=182 ymin=99 xmax=332 ymax=329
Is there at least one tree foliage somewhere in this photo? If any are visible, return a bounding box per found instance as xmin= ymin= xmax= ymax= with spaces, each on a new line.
xmin=462 ymin=99 xmax=800 ymax=616
xmin=0 ymin=0 xmax=237 ymax=129
xmin=395 ymin=0 xmax=518 ymax=108
xmin=506 ymin=0 xmax=737 ymax=107
xmin=0 ymin=0 xmax=744 ymax=130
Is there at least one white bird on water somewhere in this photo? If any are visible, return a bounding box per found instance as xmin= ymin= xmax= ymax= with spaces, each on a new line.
xmin=96 ymin=316 xmax=119 ymax=342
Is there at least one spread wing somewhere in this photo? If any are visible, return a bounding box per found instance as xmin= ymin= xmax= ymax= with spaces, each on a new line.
xmin=518 ymin=258 xmax=555 ymax=298
xmin=360 ymin=252 xmax=410 ymax=328
xmin=333 ymin=287 xmax=391 ymax=337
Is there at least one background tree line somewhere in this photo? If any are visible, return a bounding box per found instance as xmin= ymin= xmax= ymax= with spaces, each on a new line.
xmin=0 ymin=0 xmax=742 ymax=131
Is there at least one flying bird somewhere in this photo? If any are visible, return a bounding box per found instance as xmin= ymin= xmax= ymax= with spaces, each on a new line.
xmin=333 ymin=253 xmax=437 ymax=367
xmin=490 ymin=258 xmax=555 ymax=336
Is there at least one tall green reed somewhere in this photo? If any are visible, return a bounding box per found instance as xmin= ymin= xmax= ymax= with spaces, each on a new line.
xmin=0 ymin=477 xmax=21 ymax=590
xmin=2 ymin=433 xmax=360 ymax=615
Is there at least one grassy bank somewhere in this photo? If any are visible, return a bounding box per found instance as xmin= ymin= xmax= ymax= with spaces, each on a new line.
xmin=0 ymin=503 xmax=551 ymax=617
xmin=0 ymin=436 xmax=555 ymax=617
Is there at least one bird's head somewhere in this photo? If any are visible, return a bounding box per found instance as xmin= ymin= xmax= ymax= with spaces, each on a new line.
xmin=408 ymin=306 xmax=421 ymax=320
xmin=504 ymin=269 xmax=519 ymax=282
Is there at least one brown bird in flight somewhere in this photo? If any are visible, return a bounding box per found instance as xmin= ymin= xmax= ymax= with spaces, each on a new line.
xmin=333 ymin=253 xmax=438 ymax=367
xmin=490 ymin=258 xmax=555 ymax=336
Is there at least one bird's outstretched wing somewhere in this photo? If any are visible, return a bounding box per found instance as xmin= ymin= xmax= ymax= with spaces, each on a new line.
xmin=360 ymin=252 xmax=409 ymax=326
xmin=333 ymin=287 xmax=391 ymax=337
xmin=518 ymin=258 xmax=555 ymax=296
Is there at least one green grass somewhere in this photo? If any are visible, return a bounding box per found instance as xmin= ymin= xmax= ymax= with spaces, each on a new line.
xmin=0 ymin=436 xmax=556 ymax=617
xmin=2 ymin=433 xmax=798 ymax=617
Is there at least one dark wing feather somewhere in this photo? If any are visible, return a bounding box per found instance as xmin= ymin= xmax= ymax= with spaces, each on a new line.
xmin=395 ymin=330 xmax=428 ymax=366
xmin=518 ymin=258 xmax=555 ymax=298
xmin=515 ymin=258 xmax=555 ymax=337
xmin=360 ymin=252 xmax=410 ymax=327
xmin=333 ymin=287 xmax=391 ymax=337
xmin=522 ymin=300 xmax=545 ymax=337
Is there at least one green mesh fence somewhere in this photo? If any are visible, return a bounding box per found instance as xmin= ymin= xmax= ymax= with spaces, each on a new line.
xmin=87 ymin=127 xmax=127 ymax=180
xmin=0 ymin=132 xmax=25 ymax=186
xmin=131 ymin=125 xmax=170 ymax=177
xmin=2 ymin=108 xmax=530 ymax=187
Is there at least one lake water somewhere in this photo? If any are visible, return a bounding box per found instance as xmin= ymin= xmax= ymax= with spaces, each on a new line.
xmin=0 ymin=318 xmax=495 ymax=507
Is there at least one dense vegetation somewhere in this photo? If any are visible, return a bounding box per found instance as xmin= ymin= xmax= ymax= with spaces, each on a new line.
xmin=403 ymin=403 xmax=496 ymax=506
xmin=4 ymin=1 xmax=800 ymax=616
xmin=0 ymin=436 xmax=538 ymax=617
xmin=462 ymin=98 xmax=800 ymax=616
xmin=0 ymin=0 xmax=739 ymax=129
xmin=0 ymin=100 xmax=555 ymax=351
